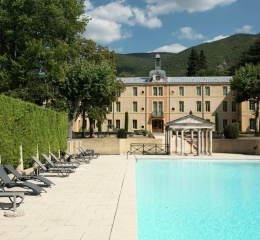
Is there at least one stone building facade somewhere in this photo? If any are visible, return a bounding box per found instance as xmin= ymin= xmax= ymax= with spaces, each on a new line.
xmin=73 ymin=54 xmax=257 ymax=133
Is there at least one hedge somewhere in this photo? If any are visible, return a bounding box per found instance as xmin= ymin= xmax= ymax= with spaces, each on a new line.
xmin=0 ymin=95 xmax=68 ymax=169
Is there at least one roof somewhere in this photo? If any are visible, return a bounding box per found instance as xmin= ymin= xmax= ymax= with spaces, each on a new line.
xmin=118 ymin=76 xmax=232 ymax=84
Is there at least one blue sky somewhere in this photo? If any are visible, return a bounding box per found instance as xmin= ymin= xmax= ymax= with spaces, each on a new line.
xmin=82 ymin=0 xmax=260 ymax=54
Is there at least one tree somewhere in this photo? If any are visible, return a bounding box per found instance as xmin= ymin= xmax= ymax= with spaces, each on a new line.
xmin=189 ymin=110 xmax=193 ymax=115
xmin=0 ymin=0 xmax=88 ymax=105
xmin=197 ymin=50 xmax=207 ymax=72
xmin=60 ymin=59 xmax=125 ymax=139
xmin=118 ymin=71 xmax=135 ymax=77
xmin=125 ymin=112 xmax=129 ymax=132
xmin=229 ymin=38 xmax=260 ymax=75
xmin=230 ymin=64 xmax=260 ymax=136
xmin=187 ymin=48 xmax=198 ymax=76
xmin=215 ymin=113 xmax=220 ymax=132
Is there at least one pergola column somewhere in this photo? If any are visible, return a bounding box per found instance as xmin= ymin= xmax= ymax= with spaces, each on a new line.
xmin=209 ymin=129 xmax=213 ymax=156
xmin=201 ymin=129 xmax=204 ymax=154
xmin=175 ymin=130 xmax=179 ymax=153
xmin=190 ymin=129 xmax=194 ymax=154
xmin=181 ymin=129 xmax=184 ymax=155
xmin=169 ymin=128 xmax=172 ymax=155
xmin=205 ymin=129 xmax=209 ymax=155
xmin=197 ymin=129 xmax=201 ymax=156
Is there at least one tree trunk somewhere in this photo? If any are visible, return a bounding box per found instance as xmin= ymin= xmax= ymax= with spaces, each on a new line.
xmin=256 ymin=101 xmax=259 ymax=136
xmin=89 ymin=118 xmax=94 ymax=138
xmin=81 ymin=101 xmax=86 ymax=138
xmin=67 ymin=97 xmax=82 ymax=140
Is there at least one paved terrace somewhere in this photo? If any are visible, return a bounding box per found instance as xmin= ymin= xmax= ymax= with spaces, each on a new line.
xmin=1 ymin=154 xmax=260 ymax=240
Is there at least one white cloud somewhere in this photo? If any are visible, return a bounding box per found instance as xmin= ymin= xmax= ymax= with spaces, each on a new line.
xmin=132 ymin=8 xmax=162 ymax=28
xmin=145 ymin=0 xmax=237 ymax=16
xmin=82 ymin=18 xmax=131 ymax=44
xmin=114 ymin=47 xmax=124 ymax=53
xmin=204 ymin=35 xmax=229 ymax=43
xmin=236 ymin=25 xmax=255 ymax=34
xmin=149 ymin=43 xmax=187 ymax=53
xmin=178 ymin=27 xmax=204 ymax=40
xmin=84 ymin=0 xmax=93 ymax=11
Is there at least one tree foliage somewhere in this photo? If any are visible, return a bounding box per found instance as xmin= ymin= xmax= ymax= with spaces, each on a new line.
xmin=215 ymin=112 xmax=220 ymax=132
xmin=118 ymin=71 xmax=135 ymax=77
xmin=0 ymin=0 xmax=89 ymax=105
xmin=224 ymin=123 xmax=240 ymax=139
xmin=230 ymin=64 xmax=260 ymax=135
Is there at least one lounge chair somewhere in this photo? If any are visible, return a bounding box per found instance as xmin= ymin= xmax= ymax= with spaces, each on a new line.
xmin=0 ymin=165 xmax=45 ymax=195
xmin=49 ymin=152 xmax=79 ymax=168
xmin=4 ymin=164 xmax=54 ymax=187
xmin=31 ymin=156 xmax=70 ymax=177
xmin=64 ymin=150 xmax=90 ymax=164
xmin=41 ymin=154 xmax=76 ymax=172
xmin=80 ymin=146 xmax=100 ymax=158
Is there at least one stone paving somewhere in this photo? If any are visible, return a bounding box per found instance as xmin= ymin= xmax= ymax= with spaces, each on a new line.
xmin=1 ymin=153 xmax=260 ymax=240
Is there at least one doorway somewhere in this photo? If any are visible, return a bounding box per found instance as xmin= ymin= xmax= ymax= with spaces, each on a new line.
xmin=152 ymin=120 xmax=164 ymax=133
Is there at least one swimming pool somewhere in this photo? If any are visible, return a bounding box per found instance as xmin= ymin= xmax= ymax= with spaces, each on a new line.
xmin=135 ymin=160 xmax=260 ymax=240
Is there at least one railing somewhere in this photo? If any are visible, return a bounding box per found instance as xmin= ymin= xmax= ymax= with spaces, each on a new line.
xmin=152 ymin=111 xmax=164 ymax=117
xmin=130 ymin=143 xmax=169 ymax=155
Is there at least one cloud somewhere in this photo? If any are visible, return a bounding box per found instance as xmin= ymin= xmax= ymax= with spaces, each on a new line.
xmin=145 ymin=0 xmax=237 ymax=16
xmin=114 ymin=47 xmax=124 ymax=53
xmin=82 ymin=18 xmax=131 ymax=44
xmin=177 ymin=27 xmax=204 ymax=40
xmin=84 ymin=0 xmax=93 ymax=11
xmin=149 ymin=43 xmax=187 ymax=53
xmin=236 ymin=25 xmax=255 ymax=34
xmin=132 ymin=8 xmax=162 ymax=28
xmin=204 ymin=35 xmax=229 ymax=43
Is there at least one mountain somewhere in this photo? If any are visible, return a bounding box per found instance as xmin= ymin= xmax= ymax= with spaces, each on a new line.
xmin=116 ymin=33 xmax=260 ymax=77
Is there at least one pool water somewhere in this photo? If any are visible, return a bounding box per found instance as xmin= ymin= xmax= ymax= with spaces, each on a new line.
xmin=135 ymin=160 xmax=260 ymax=240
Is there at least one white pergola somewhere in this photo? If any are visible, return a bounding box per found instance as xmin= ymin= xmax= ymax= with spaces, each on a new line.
xmin=164 ymin=115 xmax=215 ymax=156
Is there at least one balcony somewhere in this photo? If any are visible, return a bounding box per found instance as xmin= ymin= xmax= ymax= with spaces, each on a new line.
xmin=152 ymin=111 xmax=164 ymax=117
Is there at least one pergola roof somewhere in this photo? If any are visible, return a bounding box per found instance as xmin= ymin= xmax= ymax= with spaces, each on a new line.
xmin=165 ymin=115 xmax=215 ymax=129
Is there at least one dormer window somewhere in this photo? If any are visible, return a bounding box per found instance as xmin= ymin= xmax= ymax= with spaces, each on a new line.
xmin=156 ymin=76 xmax=161 ymax=81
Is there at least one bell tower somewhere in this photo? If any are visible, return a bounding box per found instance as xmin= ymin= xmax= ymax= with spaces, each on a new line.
xmin=155 ymin=54 xmax=161 ymax=70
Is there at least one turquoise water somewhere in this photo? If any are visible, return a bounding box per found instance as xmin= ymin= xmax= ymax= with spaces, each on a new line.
xmin=135 ymin=160 xmax=260 ymax=240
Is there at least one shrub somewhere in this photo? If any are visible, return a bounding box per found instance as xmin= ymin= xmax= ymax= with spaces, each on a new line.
xmin=215 ymin=112 xmax=219 ymax=132
xmin=148 ymin=131 xmax=153 ymax=138
xmin=125 ymin=112 xmax=128 ymax=132
xmin=223 ymin=123 xmax=240 ymax=139
xmin=142 ymin=130 xmax=148 ymax=136
xmin=189 ymin=110 xmax=193 ymax=115
xmin=134 ymin=130 xmax=143 ymax=135
xmin=117 ymin=129 xmax=127 ymax=138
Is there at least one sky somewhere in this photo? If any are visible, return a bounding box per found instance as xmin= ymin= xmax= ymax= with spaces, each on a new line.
xmin=82 ymin=0 xmax=260 ymax=54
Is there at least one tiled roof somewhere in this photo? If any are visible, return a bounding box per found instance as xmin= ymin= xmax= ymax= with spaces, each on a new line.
xmin=117 ymin=76 xmax=232 ymax=84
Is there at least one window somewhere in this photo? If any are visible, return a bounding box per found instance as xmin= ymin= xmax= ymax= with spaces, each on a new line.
xmin=159 ymin=87 xmax=163 ymax=96
xmin=232 ymin=119 xmax=237 ymax=124
xmin=158 ymin=102 xmax=163 ymax=116
xmin=133 ymin=87 xmax=137 ymax=96
xmin=107 ymin=119 xmax=112 ymax=129
xmin=196 ymin=101 xmax=201 ymax=112
xmin=116 ymin=120 xmax=120 ymax=129
xmin=117 ymin=91 xmax=121 ymax=97
xmin=133 ymin=120 xmax=137 ymax=129
xmin=223 ymin=101 xmax=228 ymax=112
xmin=133 ymin=102 xmax=137 ymax=112
xmin=205 ymin=101 xmax=210 ymax=112
xmin=223 ymin=86 xmax=228 ymax=96
xmin=232 ymin=101 xmax=236 ymax=112
xmin=250 ymin=119 xmax=256 ymax=130
xmin=249 ymin=100 xmax=255 ymax=110
xmin=153 ymin=102 xmax=157 ymax=113
xmin=205 ymin=87 xmax=210 ymax=96
xmin=231 ymin=90 xmax=235 ymax=96
xmin=196 ymin=87 xmax=201 ymax=96
xmin=108 ymin=105 xmax=112 ymax=112
xmin=116 ymin=102 xmax=121 ymax=112
xmin=153 ymin=87 xmax=157 ymax=96
xmin=179 ymin=101 xmax=184 ymax=112
xmin=156 ymin=76 xmax=160 ymax=81
xmin=223 ymin=119 xmax=228 ymax=130
xmin=179 ymin=87 xmax=184 ymax=96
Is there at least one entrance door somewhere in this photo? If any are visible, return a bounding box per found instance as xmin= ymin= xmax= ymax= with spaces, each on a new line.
xmin=152 ymin=120 xmax=164 ymax=133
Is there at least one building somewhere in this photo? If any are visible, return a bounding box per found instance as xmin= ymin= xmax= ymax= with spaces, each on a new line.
xmin=73 ymin=54 xmax=256 ymax=133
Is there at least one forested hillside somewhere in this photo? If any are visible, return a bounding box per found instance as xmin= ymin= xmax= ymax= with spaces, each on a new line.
xmin=116 ymin=33 xmax=260 ymax=77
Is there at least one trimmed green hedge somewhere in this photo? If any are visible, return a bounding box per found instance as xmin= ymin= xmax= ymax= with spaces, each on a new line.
xmin=0 ymin=95 xmax=68 ymax=169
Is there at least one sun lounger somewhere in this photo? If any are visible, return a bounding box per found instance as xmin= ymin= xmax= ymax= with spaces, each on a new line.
xmin=31 ymin=156 xmax=70 ymax=177
xmin=49 ymin=152 xmax=79 ymax=168
xmin=64 ymin=150 xmax=90 ymax=164
xmin=4 ymin=164 xmax=54 ymax=187
xmin=0 ymin=192 xmax=24 ymax=210
xmin=0 ymin=165 xmax=45 ymax=195
xmin=80 ymin=146 xmax=100 ymax=158
xmin=41 ymin=154 xmax=76 ymax=172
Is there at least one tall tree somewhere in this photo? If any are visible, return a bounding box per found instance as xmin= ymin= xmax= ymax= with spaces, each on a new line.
xmin=118 ymin=71 xmax=135 ymax=77
xmin=187 ymin=48 xmax=198 ymax=76
xmin=0 ymin=0 xmax=88 ymax=104
xmin=230 ymin=64 xmax=260 ymax=136
xmin=197 ymin=50 xmax=207 ymax=72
